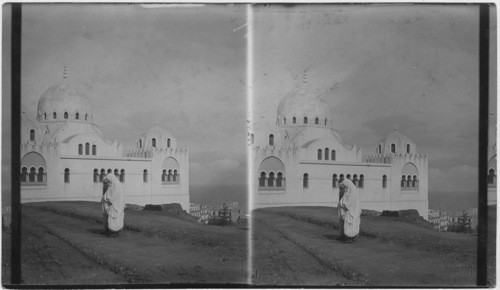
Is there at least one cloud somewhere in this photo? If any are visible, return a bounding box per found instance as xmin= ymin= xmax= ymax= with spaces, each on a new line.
xmin=190 ymin=157 xmax=246 ymax=187
xmin=429 ymin=165 xmax=478 ymax=192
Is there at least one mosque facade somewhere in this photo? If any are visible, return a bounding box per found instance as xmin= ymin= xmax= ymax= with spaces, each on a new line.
xmin=20 ymin=80 xmax=190 ymax=210
xmin=249 ymin=89 xmax=429 ymax=218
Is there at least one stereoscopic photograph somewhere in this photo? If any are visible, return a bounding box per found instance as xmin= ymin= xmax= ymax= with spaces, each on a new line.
xmin=3 ymin=3 xmax=249 ymax=285
xmin=2 ymin=2 xmax=496 ymax=288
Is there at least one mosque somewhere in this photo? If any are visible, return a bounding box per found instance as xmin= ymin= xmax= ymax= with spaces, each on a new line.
xmin=249 ymin=89 xmax=430 ymax=218
xmin=20 ymin=76 xmax=190 ymax=210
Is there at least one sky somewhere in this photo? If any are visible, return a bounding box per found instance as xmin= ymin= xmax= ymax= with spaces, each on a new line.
xmin=17 ymin=4 xmax=248 ymax=206
xmin=251 ymin=4 xmax=495 ymax=197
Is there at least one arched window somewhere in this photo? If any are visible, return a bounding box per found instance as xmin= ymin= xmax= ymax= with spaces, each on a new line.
xmin=339 ymin=174 xmax=344 ymax=184
xmin=85 ymin=143 xmax=90 ymax=155
xmin=283 ymin=118 xmax=286 ymax=124
xmin=100 ymin=169 xmax=106 ymax=182
xmin=107 ymin=169 xmax=112 ymax=174
xmin=76 ymin=112 xmax=79 ymax=120
xmin=269 ymin=134 xmax=274 ymax=146
xmin=167 ymin=138 xmax=171 ymax=148
xmin=64 ymin=112 xmax=68 ymax=119
xmin=44 ymin=113 xmax=47 ymax=120
xmin=401 ymin=176 xmax=406 ymax=188
xmin=412 ymin=175 xmax=418 ymax=187
xmin=114 ymin=169 xmax=119 ymax=177
xmin=276 ymin=172 xmax=283 ymax=187
xmin=168 ymin=169 xmax=173 ymax=182
xmin=30 ymin=129 xmax=35 ymax=141
xmin=488 ymin=169 xmax=496 ymax=184
xmin=325 ymin=148 xmax=329 ymax=160
xmin=92 ymin=145 xmax=97 ymax=156
xmin=352 ymin=174 xmax=358 ymax=187
xmin=29 ymin=167 xmax=36 ymax=182
xmin=303 ymin=173 xmax=309 ymax=188
xmin=173 ymin=169 xmax=178 ymax=182
xmin=250 ymin=134 xmax=254 ymax=144
xmin=143 ymin=169 xmax=148 ymax=183
xmin=152 ymin=138 xmax=156 ymax=148
xmin=331 ymin=150 xmax=336 ymax=161
xmin=303 ymin=117 xmax=308 ymax=124
xmin=407 ymin=175 xmax=412 ymax=187
xmin=78 ymin=144 xmax=83 ymax=155
xmin=259 ymin=172 xmax=266 ymax=187
xmin=53 ymin=112 xmax=57 ymax=119
xmin=293 ymin=117 xmax=296 ymax=124
xmin=21 ymin=167 xmax=28 ymax=182
xmin=266 ymin=172 xmax=274 ymax=187
xmin=93 ymin=169 xmax=99 ymax=183
xmin=85 ymin=114 xmax=88 ymax=121
xmin=332 ymin=174 xmax=338 ymax=188
xmin=318 ymin=149 xmax=322 ymax=160
xmin=383 ymin=175 xmax=387 ymax=188
xmin=346 ymin=174 xmax=351 ymax=180
xmin=407 ymin=144 xmax=410 ymax=154
xmin=64 ymin=168 xmax=70 ymax=183
xmin=139 ymin=139 xmax=142 ymax=148
xmin=162 ymin=169 xmax=167 ymax=182
xmin=378 ymin=145 xmax=382 ymax=154
xmin=37 ymin=167 xmax=45 ymax=182
xmin=359 ymin=174 xmax=364 ymax=188
xmin=391 ymin=144 xmax=396 ymax=153
xmin=315 ymin=117 xmax=319 ymax=125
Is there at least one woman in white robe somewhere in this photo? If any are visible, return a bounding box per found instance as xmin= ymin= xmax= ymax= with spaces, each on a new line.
xmin=338 ymin=179 xmax=361 ymax=243
xmin=101 ymin=173 xmax=125 ymax=237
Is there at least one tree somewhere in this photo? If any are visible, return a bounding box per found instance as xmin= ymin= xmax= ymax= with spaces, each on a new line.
xmin=449 ymin=211 xmax=472 ymax=233
xmin=218 ymin=203 xmax=232 ymax=226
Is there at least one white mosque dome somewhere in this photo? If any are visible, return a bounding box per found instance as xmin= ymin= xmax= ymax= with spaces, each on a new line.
xmin=378 ymin=128 xmax=416 ymax=155
xmin=276 ymin=89 xmax=333 ymax=128
xmin=137 ymin=124 xmax=177 ymax=149
xmin=37 ymin=82 xmax=93 ymax=123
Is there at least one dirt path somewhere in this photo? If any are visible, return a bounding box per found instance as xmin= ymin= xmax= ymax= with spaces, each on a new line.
xmin=251 ymin=218 xmax=359 ymax=286
xmin=252 ymin=210 xmax=477 ymax=287
xmin=20 ymin=218 xmax=128 ymax=285
xmin=21 ymin=206 xmax=248 ymax=285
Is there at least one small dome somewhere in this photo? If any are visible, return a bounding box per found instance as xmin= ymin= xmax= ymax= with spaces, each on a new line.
xmin=277 ymin=88 xmax=332 ymax=128
xmin=37 ymin=83 xmax=93 ymax=123
xmin=138 ymin=124 xmax=176 ymax=149
xmin=378 ymin=128 xmax=416 ymax=155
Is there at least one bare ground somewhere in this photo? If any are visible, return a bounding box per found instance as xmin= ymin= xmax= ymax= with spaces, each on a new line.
xmin=4 ymin=201 xmax=248 ymax=286
xmin=2 ymin=202 xmax=495 ymax=287
xmin=251 ymin=206 xmax=491 ymax=287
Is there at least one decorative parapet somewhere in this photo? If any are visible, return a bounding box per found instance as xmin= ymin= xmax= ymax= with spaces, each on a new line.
xmin=365 ymin=152 xmax=428 ymax=164
xmin=125 ymin=146 xmax=189 ymax=158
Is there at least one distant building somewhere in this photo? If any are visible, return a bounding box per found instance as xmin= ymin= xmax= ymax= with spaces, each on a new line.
xmin=439 ymin=213 xmax=449 ymax=232
xmin=20 ymin=77 xmax=190 ymax=210
xmin=428 ymin=209 xmax=449 ymax=232
xmin=190 ymin=202 xmax=244 ymax=225
xmin=428 ymin=210 xmax=441 ymax=231
xmin=189 ymin=203 xmax=201 ymax=218
xmin=447 ymin=209 xmax=478 ymax=232
xmin=250 ymin=89 xmax=429 ymax=218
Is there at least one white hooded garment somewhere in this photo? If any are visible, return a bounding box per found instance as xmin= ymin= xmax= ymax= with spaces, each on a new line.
xmin=338 ymin=179 xmax=361 ymax=237
xmin=101 ymin=173 xmax=125 ymax=232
